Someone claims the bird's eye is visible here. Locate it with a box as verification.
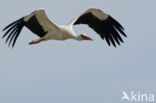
[80,34,84,37]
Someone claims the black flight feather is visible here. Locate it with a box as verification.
[74,12,127,47]
[2,15,47,47]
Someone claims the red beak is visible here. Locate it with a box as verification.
[83,36,93,41]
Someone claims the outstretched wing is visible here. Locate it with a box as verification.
[70,8,127,47]
[2,8,59,47]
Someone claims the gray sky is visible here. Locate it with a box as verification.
[0,0,156,103]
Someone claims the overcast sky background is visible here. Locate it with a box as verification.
[0,0,156,103]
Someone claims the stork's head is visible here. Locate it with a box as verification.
[77,34,93,41]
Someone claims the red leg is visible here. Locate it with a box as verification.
[29,39,45,45]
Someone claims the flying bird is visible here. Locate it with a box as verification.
[2,8,127,47]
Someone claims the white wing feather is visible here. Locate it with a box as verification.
[24,8,59,32]
[68,8,109,26]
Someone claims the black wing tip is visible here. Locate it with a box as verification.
[103,15,127,47]
[109,15,127,37]
[108,15,124,29]
[104,40,117,48]
[2,17,25,48]
[124,33,127,37]
[101,33,125,47]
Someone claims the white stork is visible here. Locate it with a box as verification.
[2,8,127,47]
